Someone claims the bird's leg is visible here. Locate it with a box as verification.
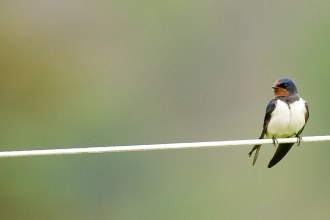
[295,134,303,146]
[272,136,278,147]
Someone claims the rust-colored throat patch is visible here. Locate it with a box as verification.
[272,81,289,97]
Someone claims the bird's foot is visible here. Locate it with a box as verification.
[295,134,303,146]
[272,136,278,147]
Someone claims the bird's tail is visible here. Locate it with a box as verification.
[248,145,261,166]
[268,143,294,168]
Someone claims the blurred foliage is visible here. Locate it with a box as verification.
[1,0,330,219]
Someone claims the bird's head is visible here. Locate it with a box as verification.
[272,78,297,97]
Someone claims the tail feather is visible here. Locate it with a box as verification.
[248,145,261,166]
[268,143,294,168]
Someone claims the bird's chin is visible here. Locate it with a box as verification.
[273,88,289,97]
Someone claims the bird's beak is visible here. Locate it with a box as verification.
[272,82,281,89]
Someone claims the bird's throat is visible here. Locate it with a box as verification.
[273,88,289,97]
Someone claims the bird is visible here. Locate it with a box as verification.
[248,78,309,168]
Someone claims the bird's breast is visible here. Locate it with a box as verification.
[266,98,306,138]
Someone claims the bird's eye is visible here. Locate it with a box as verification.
[279,83,288,88]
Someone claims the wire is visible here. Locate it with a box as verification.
[0,135,328,158]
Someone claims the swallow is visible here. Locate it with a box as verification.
[248,78,309,168]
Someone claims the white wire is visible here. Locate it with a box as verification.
[0,135,329,158]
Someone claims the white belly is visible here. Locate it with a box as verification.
[265,98,306,138]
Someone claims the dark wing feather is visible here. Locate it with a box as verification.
[268,100,309,168]
[248,99,277,165]
[268,143,294,168]
[259,99,278,138]
[297,101,309,135]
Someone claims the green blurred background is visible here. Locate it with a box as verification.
[1,0,330,219]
